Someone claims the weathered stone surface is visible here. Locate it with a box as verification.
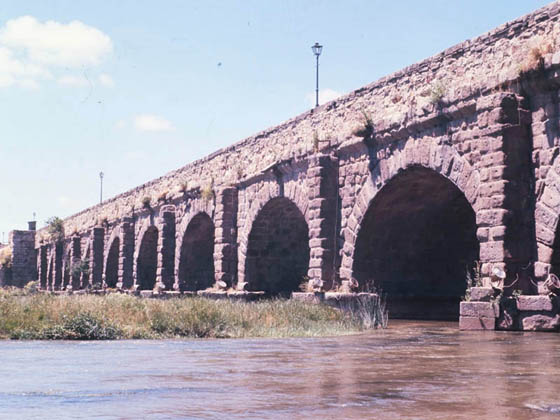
[516,295,555,312]
[520,313,560,331]
[460,302,499,318]
[292,292,324,304]
[470,287,494,302]
[459,316,496,330]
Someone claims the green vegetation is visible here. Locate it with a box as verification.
[0,289,378,340]
[0,247,12,269]
[201,179,215,202]
[428,81,446,105]
[352,110,374,140]
[46,216,65,243]
[71,259,90,279]
[141,196,152,209]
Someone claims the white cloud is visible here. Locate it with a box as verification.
[0,16,112,67]
[58,74,90,87]
[0,16,112,89]
[98,73,114,87]
[134,114,174,132]
[306,88,342,106]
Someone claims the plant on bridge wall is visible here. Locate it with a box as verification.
[179,181,189,193]
[141,196,152,209]
[428,81,446,105]
[312,131,320,153]
[352,110,374,141]
[46,217,65,243]
[157,190,169,203]
[201,178,215,202]
[236,166,244,181]
[518,36,555,75]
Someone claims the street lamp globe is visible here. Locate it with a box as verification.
[311,42,323,57]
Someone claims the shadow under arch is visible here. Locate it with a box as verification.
[105,237,120,288]
[352,166,479,320]
[137,226,158,290]
[245,197,310,296]
[178,212,215,291]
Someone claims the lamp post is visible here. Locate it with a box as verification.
[99,171,104,204]
[311,42,323,108]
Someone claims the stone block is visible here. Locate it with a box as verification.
[520,313,560,331]
[459,316,496,330]
[460,301,499,318]
[470,287,494,301]
[291,292,324,304]
[516,295,554,311]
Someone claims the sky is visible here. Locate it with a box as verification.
[0,0,553,239]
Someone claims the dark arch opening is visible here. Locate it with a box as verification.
[178,213,215,291]
[137,226,158,290]
[549,222,560,279]
[81,247,90,289]
[62,248,71,290]
[245,197,310,297]
[352,166,479,320]
[105,238,120,288]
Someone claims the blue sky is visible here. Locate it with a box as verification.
[0,0,552,239]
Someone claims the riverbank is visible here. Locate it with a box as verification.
[0,288,382,340]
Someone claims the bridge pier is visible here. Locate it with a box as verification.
[213,187,238,289]
[91,227,104,288]
[120,218,135,289]
[306,154,338,291]
[156,206,176,291]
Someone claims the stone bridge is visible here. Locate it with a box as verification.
[8,3,560,320]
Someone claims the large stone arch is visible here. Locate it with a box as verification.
[103,228,122,288]
[177,212,215,291]
[535,156,560,282]
[237,173,309,287]
[242,196,310,296]
[341,142,481,319]
[135,221,159,290]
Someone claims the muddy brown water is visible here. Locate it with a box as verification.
[1,321,559,419]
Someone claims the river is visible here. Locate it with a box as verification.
[1,321,559,419]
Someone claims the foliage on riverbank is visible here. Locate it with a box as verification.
[0,288,376,340]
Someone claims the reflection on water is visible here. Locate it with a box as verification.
[1,321,560,419]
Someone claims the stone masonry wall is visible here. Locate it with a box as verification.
[32,2,560,239]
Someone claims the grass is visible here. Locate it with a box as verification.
[0,289,377,340]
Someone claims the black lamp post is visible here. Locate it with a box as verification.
[311,42,323,108]
[99,171,104,204]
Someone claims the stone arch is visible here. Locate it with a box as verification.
[237,173,309,285]
[243,196,310,296]
[103,228,122,288]
[105,237,120,288]
[177,212,215,291]
[81,241,91,289]
[136,225,159,290]
[342,142,481,319]
[535,157,560,281]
